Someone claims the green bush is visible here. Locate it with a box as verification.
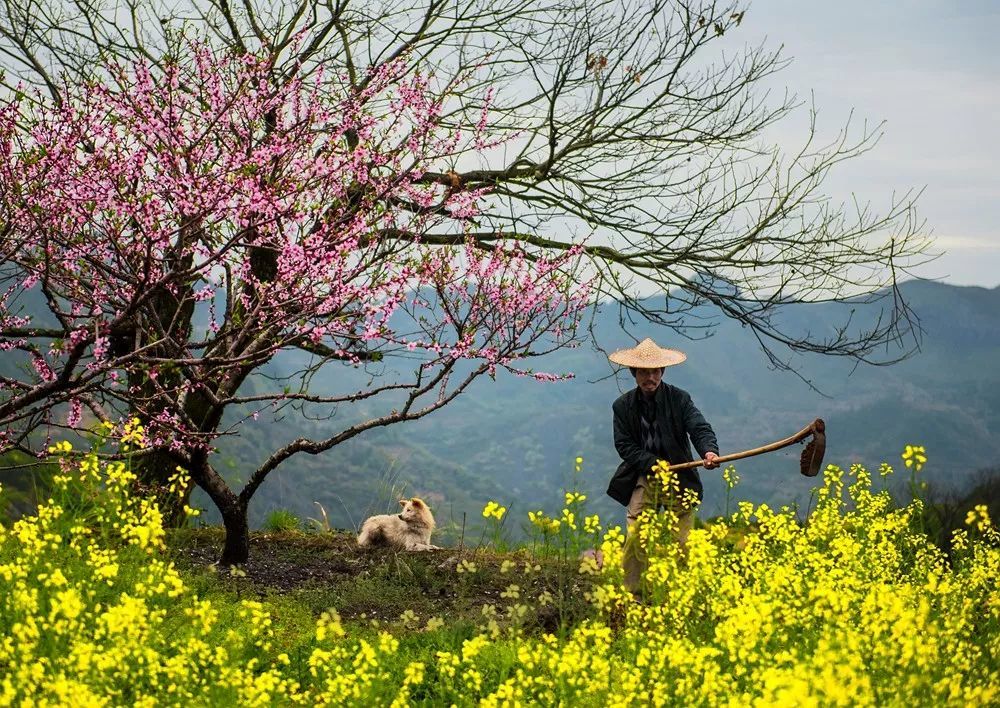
[263,508,301,533]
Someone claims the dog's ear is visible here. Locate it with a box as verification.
[411,498,424,508]
[399,499,407,506]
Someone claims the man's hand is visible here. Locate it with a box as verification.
[703,452,720,469]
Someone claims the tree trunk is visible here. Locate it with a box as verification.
[219,499,250,567]
[188,451,249,566]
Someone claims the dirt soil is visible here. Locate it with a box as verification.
[169,528,594,629]
[172,529,404,592]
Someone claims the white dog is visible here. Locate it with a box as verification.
[357,497,440,551]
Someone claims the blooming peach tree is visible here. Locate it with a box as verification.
[0,44,589,563]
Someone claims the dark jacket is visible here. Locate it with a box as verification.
[607,382,719,506]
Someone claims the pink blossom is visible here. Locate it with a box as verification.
[67,398,83,428]
[0,40,593,455]
[32,355,56,382]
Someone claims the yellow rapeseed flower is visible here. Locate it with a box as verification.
[965,504,992,533]
[482,500,507,521]
[902,444,927,471]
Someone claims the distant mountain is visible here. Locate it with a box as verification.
[201,280,1000,533]
[4,278,997,534]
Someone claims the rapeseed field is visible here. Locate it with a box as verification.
[1,433,997,706]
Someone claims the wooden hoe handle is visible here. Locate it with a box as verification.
[667,418,827,477]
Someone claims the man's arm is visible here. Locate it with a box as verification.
[682,393,719,461]
[613,401,659,475]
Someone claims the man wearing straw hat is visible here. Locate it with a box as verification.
[606,337,719,595]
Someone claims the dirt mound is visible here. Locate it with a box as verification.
[168,528,593,628]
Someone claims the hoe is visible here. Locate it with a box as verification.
[669,418,827,477]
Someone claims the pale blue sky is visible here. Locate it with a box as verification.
[732,0,1000,287]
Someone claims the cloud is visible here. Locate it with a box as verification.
[727,2,1000,287]
[932,235,1000,250]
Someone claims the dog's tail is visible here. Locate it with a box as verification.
[357,521,382,547]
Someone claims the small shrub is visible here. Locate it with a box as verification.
[263,508,301,533]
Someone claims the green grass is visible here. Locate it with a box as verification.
[262,508,302,533]
[167,526,597,640]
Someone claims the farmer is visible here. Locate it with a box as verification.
[606,337,719,595]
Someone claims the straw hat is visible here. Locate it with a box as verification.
[607,337,687,369]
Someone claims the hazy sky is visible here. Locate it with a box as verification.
[732,0,1000,287]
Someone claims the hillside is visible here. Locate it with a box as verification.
[195,280,1000,531]
[3,279,997,530]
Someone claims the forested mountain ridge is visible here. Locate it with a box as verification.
[3,280,997,531]
[201,279,1000,531]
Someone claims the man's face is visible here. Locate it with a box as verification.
[634,367,663,395]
